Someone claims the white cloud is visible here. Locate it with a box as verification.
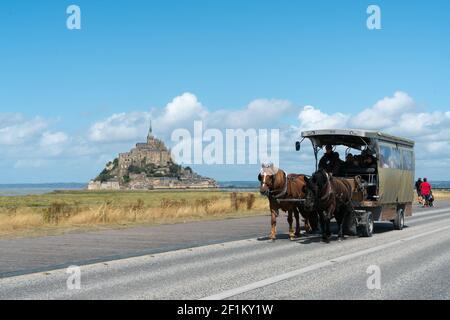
[88,93,293,144]
[84,91,450,180]
[298,105,350,131]
[296,91,450,167]
[2,91,450,182]
[39,131,69,156]
[350,91,416,129]
[209,98,293,129]
[88,112,151,142]
[158,92,207,127]
[40,131,68,146]
[0,116,48,145]
[87,93,207,143]
[0,115,78,175]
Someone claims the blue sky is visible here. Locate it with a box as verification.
[1,0,450,183]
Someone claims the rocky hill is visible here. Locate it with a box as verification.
[88,122,217,190]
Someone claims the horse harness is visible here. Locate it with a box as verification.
[320,171,352,206]
[320,171,333,202]
[262,171,289,200]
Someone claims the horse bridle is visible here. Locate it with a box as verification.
[261,171,288,200]
[320,171,333,202]
[309,170,332,211]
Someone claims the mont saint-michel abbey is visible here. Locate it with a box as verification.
[118,121,171,176]
[88,120,217,190]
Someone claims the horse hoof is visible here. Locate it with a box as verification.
[322,237,330,243]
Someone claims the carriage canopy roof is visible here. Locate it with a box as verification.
[301,129,415,149]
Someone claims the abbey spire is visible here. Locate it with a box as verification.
[147,118,153,139]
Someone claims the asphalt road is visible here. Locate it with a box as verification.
[0,202,449,300]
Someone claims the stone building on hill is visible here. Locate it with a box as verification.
[117,121,172,176]
[87,120,217,190]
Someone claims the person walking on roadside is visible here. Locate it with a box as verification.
[415,178,423,205]
[420,178,432,207]
[428,191,435,207]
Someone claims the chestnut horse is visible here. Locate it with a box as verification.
[304,169,360,242]
[258,164,318,241]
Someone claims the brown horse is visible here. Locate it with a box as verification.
[304,169,360,242]
[258,164,318,241]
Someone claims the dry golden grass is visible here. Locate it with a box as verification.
[414,191,450,206]
[429,190,450,200]
[4,189,447,239]
[415,191,450,202]
[0,192,269,238]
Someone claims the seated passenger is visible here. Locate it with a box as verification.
[319,145,341,176]
[345,153,354,163]
[352,154,361,167]
[343,153,359,170]
[354,154,363,167]
[362,154,377,170]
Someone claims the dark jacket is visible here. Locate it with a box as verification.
[415,180,422,192]
[319,152,341,175]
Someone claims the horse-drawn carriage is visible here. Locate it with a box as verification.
[296,129,415,238]
[259,129,415,242]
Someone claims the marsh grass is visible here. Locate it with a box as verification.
[2,189,449,238]
[422,190,450,201]
[437,190,450,199]
[0,191,268,237]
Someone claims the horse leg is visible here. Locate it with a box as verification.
[318,211,329,243]
[304,218,312,234]
[294,208,301,237]
[310,211,319,233]
[325,217,331,243]
[287,209,295,241]
[270,207,278,241]
[338,224,344,241]
[337,208,346,241]
[324,207,334,243]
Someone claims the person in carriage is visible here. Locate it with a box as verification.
[318,145,341,176]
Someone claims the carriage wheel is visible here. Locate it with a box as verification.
[393,208,405,230]
[358,211,374,237]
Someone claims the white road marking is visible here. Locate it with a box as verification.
[2,207,448,283]
[200,223,450,300]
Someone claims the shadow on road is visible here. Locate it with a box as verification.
[256,221,404,244]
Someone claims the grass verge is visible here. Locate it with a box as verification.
[0,190,269,238]
[2,189,448,239]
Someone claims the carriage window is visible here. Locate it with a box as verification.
[401,149,414,171]
[379,145,392,168]
[379,144,401,169]
[391,148,402,169]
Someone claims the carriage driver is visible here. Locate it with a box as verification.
[319,145,341,176]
